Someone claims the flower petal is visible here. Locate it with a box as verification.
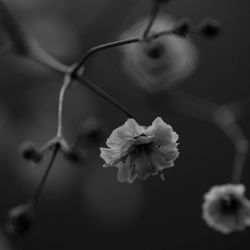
[149,144,179,170]
[145,117,179,146]
[100,147,121,165]
[133,151,156,179]
[106,119,141,149]
[116,156,137,183]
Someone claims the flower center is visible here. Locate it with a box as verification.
[144,44,165,59]
[220,195,241,214]
[134,134,146,139]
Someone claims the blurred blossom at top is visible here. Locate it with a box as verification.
[2,0,80,60]
[23,15,81,60]
[6,0,51,13]
[119,15,199,92]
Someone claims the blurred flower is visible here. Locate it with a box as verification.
[100,117,179,183]
[62,145,87,165]
[7,0,49,13]
[6,203,34,235]
[77,117,104,146]
[0,0,27,55]
[198,18,221,39]
[0,231,11,250]
[19,141,44,163]
[202,184,250,234]
[119,15,198,91]
[24,15,81,59]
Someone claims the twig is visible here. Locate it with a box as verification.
[32,144,60,208]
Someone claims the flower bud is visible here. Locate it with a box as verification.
[63,146,87,165]
[19,141,43,163]
[173,18,192,37]
[198,18,221,38]
[6,203,34,235]
[202,184,250,233]
[78,118,103,145]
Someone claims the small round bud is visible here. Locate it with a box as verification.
[6,203,34,235]
[63,146,87,165]
[19,141,43,163]
[173,18,192,37]
[199,18,221,38]
[144,43,165,60]
[78,118,103,145]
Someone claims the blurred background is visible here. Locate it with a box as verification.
[0,0,250,249]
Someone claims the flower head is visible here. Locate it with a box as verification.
[202,184,250,234]
[119,15,198,92]
[100,117,179,183]
[6,203,34,235]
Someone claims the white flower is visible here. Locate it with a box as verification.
[119,15,199,91]
[202,184,250,234]
[100,117,179,183]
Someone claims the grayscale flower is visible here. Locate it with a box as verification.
[202,184,250,234]
[119,15,198,91]
[100,117,179,183]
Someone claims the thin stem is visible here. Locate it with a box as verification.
[32,145,59,207]
[143,2,160,38]
[72,31,174,75]
[148,29,174,39]
[76,75,135,119]
[232,138,248,184]
[226,98,250,122]
[73,38,140,74]
[213,107,248,184]
[27,29,173,77]
[57,72,73,138]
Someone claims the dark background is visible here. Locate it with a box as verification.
[0,0,250,249]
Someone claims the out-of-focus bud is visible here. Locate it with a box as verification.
[119,15,199,92]
[6,203,34,235]
[173,17,192,37]
[78,118,104,145]
[19,141,43,163]
[63,146,87,165]
[198,18,221,39]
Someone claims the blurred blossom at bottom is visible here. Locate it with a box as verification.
[0,231,11,250]
[81,166,145,229]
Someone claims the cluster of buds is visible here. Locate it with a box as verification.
[173,17,221,38]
